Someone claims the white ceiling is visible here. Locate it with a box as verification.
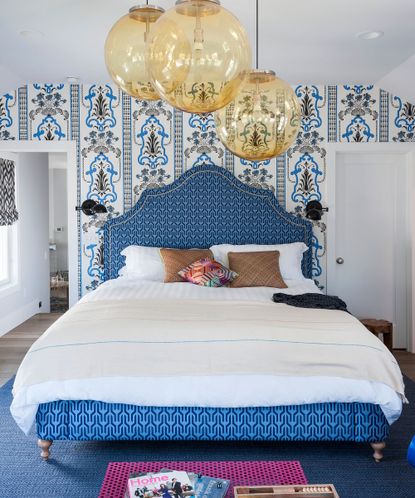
[1,0,415,97]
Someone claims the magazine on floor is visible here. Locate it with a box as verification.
[125,469,230,498]
[126,470,194,498]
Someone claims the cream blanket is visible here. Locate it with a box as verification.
[13,299,405,397]
[11,299,405,432]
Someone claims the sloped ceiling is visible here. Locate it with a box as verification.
[0,0,415,98]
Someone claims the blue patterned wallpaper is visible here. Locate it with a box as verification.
[0,83,414,296]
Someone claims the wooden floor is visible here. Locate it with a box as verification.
[394,350,415,382]
[0,313,415,387]
[0,313,62,387]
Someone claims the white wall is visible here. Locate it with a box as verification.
[0,152,50,336]
[377,54,415,104]
[48,153,68,273]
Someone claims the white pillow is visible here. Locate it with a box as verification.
[209,242,308,281]
[119,246,164,281]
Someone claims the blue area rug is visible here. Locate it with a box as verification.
[1,377,415,498]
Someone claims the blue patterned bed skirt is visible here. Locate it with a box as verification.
[36,401,389,442]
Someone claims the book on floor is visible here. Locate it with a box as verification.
[187,472,230,498]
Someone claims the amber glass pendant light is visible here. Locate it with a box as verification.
[214,1,301,161]
[146,0,252,113]
[105,4,165,100]
[214,70,301,161]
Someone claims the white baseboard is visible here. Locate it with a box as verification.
[0,300,39,337]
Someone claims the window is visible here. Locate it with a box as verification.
[0,226,9,285]
[0,225,17,289]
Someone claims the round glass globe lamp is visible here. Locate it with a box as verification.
[214,70,301,161]
[105,5,165,100]
[147,0,252,113]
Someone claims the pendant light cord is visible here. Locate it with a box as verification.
[255,0,259,69]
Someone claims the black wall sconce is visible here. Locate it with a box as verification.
[305,200,328,221]
[75,199,107,216]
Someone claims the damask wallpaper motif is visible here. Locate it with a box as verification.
[0,83,414,296]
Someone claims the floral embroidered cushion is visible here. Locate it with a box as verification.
[178,257,237,287]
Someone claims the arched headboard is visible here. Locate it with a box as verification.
[103,165,313,281]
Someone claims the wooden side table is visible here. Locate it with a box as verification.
[360,318,393,351]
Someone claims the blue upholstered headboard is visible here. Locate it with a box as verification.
[103,165,313,281]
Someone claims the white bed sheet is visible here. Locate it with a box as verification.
[80,276,322,303]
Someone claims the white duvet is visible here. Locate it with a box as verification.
[11,277,404,434]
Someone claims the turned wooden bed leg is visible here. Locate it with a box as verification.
[37,439,53,461]
[370,442,385,462]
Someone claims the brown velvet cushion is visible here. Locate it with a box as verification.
[160,248,214,283]
[228,250,287,288]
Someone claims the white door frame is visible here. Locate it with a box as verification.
[326,142,415,352]
[0,141,78,308]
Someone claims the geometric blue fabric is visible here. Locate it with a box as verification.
[103,165,314,280]
[36,401,389,442]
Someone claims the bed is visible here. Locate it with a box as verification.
[10,164,405,463]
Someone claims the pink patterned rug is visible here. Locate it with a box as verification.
[99,460,307,498]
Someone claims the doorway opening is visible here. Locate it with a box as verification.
[48,153,69,313]
[0,141,77,338]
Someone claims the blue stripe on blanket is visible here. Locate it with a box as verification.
[28,337,392,357]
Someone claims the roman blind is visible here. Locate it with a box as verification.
[0,158,19,226]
